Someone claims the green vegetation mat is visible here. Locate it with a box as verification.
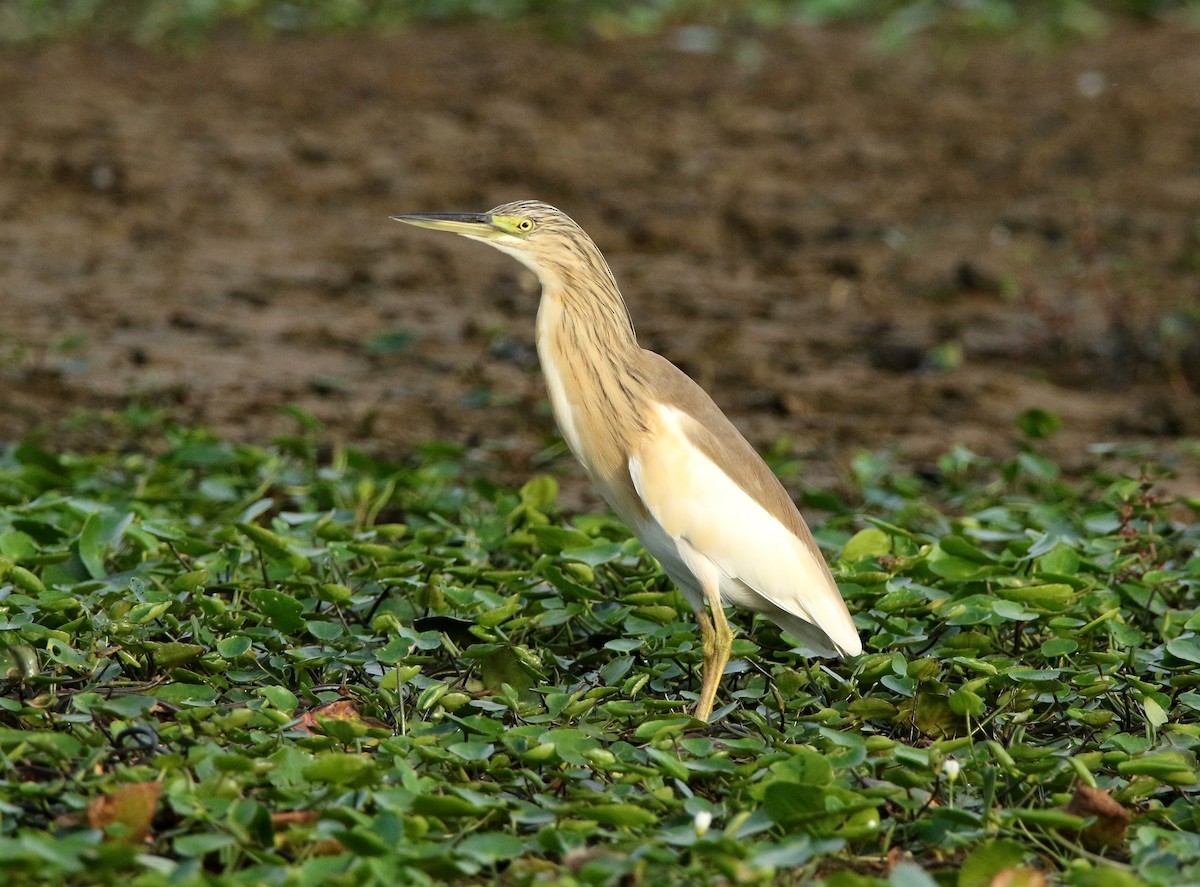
[1,415,1198,886]
[2,0,1197,45]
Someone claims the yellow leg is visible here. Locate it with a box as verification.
[693,585,733,721]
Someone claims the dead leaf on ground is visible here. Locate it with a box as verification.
[293,698,389,734]
[991,866,1049,887]
[272,810,345,856]
[1062,784,1130,849]
[87,781,162,843]
[271,810,321,827]
[564,846,630,872]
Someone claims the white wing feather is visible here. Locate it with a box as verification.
[629,404,861,656]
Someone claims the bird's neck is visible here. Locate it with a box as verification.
[534,269,647,481]
[539,262,638,349]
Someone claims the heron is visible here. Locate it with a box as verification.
[392,200,861,721]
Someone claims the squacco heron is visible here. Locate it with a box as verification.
[392,200,861,721]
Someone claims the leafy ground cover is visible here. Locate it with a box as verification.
[0,411,1197,885]
[3,0,1198,45]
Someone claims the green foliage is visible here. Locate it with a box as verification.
[0,421,1198,885]
[1,0,1197,44]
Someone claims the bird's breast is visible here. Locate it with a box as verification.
[537,335,587,462]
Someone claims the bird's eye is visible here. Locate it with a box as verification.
[516,218,535,233]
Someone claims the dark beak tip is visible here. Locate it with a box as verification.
[389,211,492,225]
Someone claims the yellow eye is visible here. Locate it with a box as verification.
[516,218,535,233]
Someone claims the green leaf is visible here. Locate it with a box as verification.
[940,536,996,563]
[336,825,391,857]
[539,727,601,765]
[250,588,305,633]
[1005,667,1062,683]
[542,564,604,601]
[1017,407,1063,439]
[77,511,107,579]
[1001,807,1087,830]
[75,693,159,718]
[583,803,658,828]
[849,697,900,719]
[1142,695,1168,729]
[528,525,593,553]
[458,833,525,865]
[992,600,1038,622]
[0,729,82,757]
[841,528,892,562]
[476,598,522,627]
[174,833,237,857]
[949,688,986,718]
[762,781,825,824]
[633,718,694,740]
[1038,544,1079,575]
[927,543,993,580]
[996,584,1076,609]
[772,749,834,786]
[519,475,558,511]
[892,863,939,887]
[562,542,624,566]
[149,642,205,669]
[1041,638,1078,657]
[152,683,219,706]
[0,530,38,561]
[412,794,485,817]
[306,620,343,641]
[216,635,253,658]
[237,522,311,570]
[644,747,689,781]
[959,839,1029,887]
[257,685,298,711]
[374,636,412,665]
[1166,635,1200,664]
[1118,753,1197,785]
[448,741,495,762]
[751,836,824,870]
[302,752,377,786]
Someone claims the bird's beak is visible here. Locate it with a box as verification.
[389,212,501,240]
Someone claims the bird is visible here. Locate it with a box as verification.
[392,200,861,721]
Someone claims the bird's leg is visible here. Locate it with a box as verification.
[696,607,716,666]
[693,584,734,721]
[694,608,716,716]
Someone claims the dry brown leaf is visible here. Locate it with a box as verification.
[275,834,347,857]
[87,781,162,844]
[1063,784,1130,849]
[293,699,389,734]
[271,810,321,827]
[991,866,1049,887]
[272,811,345,856]
[312,699,362,721]
[564,846,628,872]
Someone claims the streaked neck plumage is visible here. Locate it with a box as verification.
[524,240,647,494]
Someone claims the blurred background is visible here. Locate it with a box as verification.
[2,0,1198,499]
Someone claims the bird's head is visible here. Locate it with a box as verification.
[391,200,599,283]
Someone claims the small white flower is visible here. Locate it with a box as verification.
[693,810,713,836]
[942,758,960,783]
